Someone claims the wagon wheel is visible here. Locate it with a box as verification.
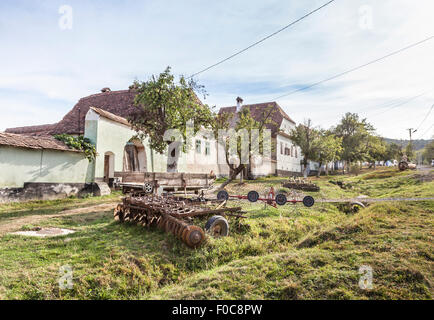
[247,190,260,202]
[144,183,154,194]
[302,195,315,207]
[205,215,229,237]
[350,201,365,213]
[275,193,287,206]
[217,190,229,201]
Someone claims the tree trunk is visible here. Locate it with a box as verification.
[303,165,309,178]
[219,164,245,189]
[317,162,323,177]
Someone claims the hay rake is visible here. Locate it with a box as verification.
[114,194,244,248]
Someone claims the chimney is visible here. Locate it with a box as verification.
[236,97,243,112]
[101,87,111,93]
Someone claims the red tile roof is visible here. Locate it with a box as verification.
[51,90,139,135]
[5,123,57,136]
[5,89,139,136]
[0,132,82,152]
[218,101,295,136]
[5,89,203,136]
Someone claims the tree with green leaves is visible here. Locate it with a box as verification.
[365,135,387,169]
[405,142,415,161]
[214,105,276,188]
[333,112,375,173]
[422,139,434,164]
[128,67,214,172]
[288,119,321,178]
[314,130,342,176]
[384,142,402,162]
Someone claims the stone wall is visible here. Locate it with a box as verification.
[0,182,107,203]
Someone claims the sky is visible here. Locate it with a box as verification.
[0,0,433,140]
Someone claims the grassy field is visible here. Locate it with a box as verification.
[0,167,432,300]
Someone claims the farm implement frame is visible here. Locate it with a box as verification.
[216,188,315,208]
[114,193,245,248]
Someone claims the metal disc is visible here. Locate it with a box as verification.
[185,226,205,248]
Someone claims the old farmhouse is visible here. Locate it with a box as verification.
[0,88,310,202]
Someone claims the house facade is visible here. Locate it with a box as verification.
[1,88,305,201]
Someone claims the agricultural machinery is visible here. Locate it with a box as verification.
[113,193,245,248]
[216,187,315,208]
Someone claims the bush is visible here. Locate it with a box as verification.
[54,134,97,161]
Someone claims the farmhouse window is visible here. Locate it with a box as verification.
[205,141,211,156]
[195,140,201,154]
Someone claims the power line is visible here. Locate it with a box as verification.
[188,0,336,78]
[369,90,430,118]
[274,35,434,100]
[418,123,434,139]
[415,103,434,132]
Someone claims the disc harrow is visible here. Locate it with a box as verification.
[114,194,244,248]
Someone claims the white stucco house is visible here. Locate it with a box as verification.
[1,88,306,201]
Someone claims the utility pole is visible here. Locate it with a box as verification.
[406,128,417,161]
[407,128,417,142]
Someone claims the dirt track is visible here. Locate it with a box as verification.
[0,202,117,236]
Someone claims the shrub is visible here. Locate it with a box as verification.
[54,134,97,161]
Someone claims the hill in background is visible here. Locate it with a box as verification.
[383,138,432,151]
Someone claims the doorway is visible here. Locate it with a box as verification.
[104,152,115,183]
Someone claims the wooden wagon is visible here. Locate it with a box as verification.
[114,171,216,195]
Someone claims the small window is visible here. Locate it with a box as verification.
[205,141,210,156]
[280,142,283,155]
[295,148,298,158]
[291,146,294,157]
[195,140,201,154]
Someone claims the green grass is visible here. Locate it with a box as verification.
[0,168,432,300]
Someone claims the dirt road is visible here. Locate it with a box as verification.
[0,202,117,236]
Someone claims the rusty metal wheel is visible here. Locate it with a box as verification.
[123,207,131,221]
[113,204,124,222]
[184,226,205,248]
[205,215,229,237]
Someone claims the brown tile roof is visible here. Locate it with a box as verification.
[218,101,296,135]
[5,89,204,136]
[5,123,57,136]
[51,90,139,135]
[89,107,131,126]
[0,132,82,152]
[5,89,139,136]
